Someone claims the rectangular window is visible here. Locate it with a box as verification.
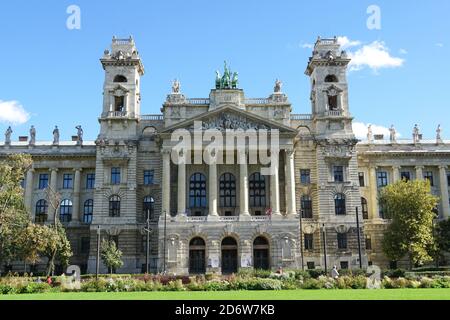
[401,171,411,181]
[304,234,313,250]
[300,169,311,184]
[365,237,372,250]
[337,233,347,249]
[447,173,450,187]
[306,262,315,270]
[377,171,388,188]
[144,170,154,185]
[358,172,365,187]
[333,166,344,182]
[80,237,90,254]
[62,174,73,189]
[38,174,49,189]
[111,167,121,185]
[424,171,434,186]
[109,235,119,248]
[340,261,349,269]
[86,173,95,189]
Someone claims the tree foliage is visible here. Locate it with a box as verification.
[380,179,438,268]
[0,154,33,266]
[0,154,72,274]
[100,239,123,274]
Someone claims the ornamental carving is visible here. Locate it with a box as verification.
[335,224,349,234]
[199,113,269,131]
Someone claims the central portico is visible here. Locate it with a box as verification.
[156,68,302,274]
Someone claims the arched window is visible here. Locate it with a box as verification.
[109,195,121,217]
[35,199,48,223]
[334,193,346,215]
[325,74,338,82]
[113,75,127,83]
[143,196,155,220]
[361,197,369,219]
[301,195,313,218]
[83,199,94,224]
[221,237,238,274]
[249,173,266,207]
[189,173,207,209]
[59,199,73,222]
[219,173,236,208]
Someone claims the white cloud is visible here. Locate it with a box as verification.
[0,100,30,124]
[352,122,400,140]
[347,41,404,72]
[337,36,361,50]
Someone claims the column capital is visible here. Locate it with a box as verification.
[438,165,448,171]
[368,165,378,170]
[392,165,401,169]
[49,168,59,172]
[415,165,425,170]
[285,148,295,157]
[73,168,83,173]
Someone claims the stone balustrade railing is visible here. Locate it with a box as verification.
[186,98,210,105]
[108,111,127,118]
[141,114,164,121]
[291,114,312,120]
[244,98,270,105]
[324,110,342,116]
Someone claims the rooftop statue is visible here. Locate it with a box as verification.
[436,124,442,143]
[389,125,397,143]
[367,124,373,143]
[76,125,83,145]
[274,79,282,93]
[413,124,420,144]
[29,125,36,145]
[172,79,181,94]
[215,61,238,90]
[5,126,12,144]
[53,126,60,145]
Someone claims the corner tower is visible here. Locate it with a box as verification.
[306,37,353,138]
[99,36,144,139]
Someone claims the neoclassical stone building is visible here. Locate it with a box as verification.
[1,37,448,274]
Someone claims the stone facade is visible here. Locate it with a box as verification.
[1,36,449,274]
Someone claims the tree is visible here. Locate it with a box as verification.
[0,154,33,267]
[435,219,450,265]
[100,239,123,275]
[0,154,72,275]
[380,179,438,269]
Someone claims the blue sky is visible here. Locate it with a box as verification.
[0,0,448,141]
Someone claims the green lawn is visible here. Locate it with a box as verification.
[1,289,450,300]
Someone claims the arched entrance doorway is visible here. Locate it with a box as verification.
[221,237,238,274]
[253,236,270,270]
[189,237,206,274]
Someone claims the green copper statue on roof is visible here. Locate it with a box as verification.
[215,61,238,89]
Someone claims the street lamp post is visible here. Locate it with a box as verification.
[162,210,167,274]
[299,210,305,271]
[96,225,101,280]
[355,206,363,269]
[145,209,151,274]
[322,223,327,273]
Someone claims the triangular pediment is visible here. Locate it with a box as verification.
[161,105,297,135]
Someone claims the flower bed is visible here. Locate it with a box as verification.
[1,270,450,294]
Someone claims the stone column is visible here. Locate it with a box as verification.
[49,168,58,221]
[177,159,186,216]
[392,165,401,183]
[162,151,171,216]
[368,166,379,219]
[270,152,281,215]
[415,165,424,181]
[439,165,450,219]
[285,149,297,216]
[24,169,34,214]
[209,159,218,217]
[239,151,250,216]
[72,168,82,222]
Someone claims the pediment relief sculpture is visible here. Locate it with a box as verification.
[199,113,270,131]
